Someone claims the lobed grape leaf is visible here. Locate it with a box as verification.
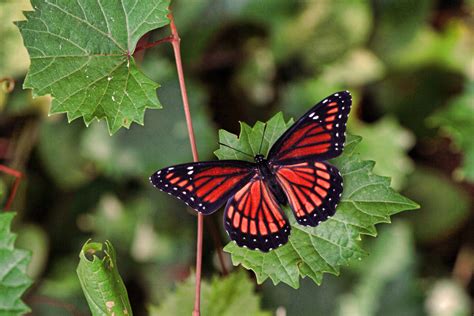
[16,0,170,134]
[219,113,419,288]
[0,212,32,316]
[149,271,270,316]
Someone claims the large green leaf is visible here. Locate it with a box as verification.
[17,0,170,134]
[220,113,419,288]
[0,212,32,316]
[76,240,132,316]
[149,271,270,316]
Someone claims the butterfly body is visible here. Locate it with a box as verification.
[150,91,352,252]
[254,154,288,205]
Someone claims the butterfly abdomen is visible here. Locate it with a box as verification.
[256,158,287,205]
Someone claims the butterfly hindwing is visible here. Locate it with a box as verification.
[224,176,291,252]
[274,161,343,226]
[268,91,351,164]
[150,161,256,215]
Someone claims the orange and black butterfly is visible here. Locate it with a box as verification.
[150,91,351,252]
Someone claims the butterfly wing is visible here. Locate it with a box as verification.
[273,161,342,226]
[224,176,291,252]
[150,161,256,215]
[268,91,352,164]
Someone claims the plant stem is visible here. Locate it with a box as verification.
[0,164,22,211]
[167,12,203,316]
[134,35,173,53]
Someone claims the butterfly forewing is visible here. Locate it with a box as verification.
[273,161,343,226]
[268,91,351,164]
[150,161,256,215]
[224,176,290,252]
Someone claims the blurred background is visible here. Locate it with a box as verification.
[1,0,473,315]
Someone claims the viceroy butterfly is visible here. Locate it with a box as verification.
[150,91,351,252]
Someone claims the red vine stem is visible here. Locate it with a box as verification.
[167,12,203,316]
[0,165,23,211]
[134,35,173,53]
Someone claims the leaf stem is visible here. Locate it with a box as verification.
[167,12,203,316]
[134,35,173,53]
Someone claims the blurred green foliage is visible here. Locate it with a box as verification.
[150,271,270,316]
[1,0,473,315]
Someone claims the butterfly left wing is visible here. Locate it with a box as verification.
[150,161,256,215]
[224,176,291,252]
[268,91,351,165]
[273,161,343,226]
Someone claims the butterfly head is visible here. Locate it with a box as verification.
[255,154,266,164]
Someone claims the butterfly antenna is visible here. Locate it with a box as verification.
[218,142,254,158]
[258,123,267,155]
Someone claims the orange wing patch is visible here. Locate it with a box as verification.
[274,161,343,226]
[224,177,290,252]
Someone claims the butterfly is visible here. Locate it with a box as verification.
[150,91,351,252]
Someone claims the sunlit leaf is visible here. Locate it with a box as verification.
[0,0,32,78]
[0,212,32,316]
[17,0,170,134]
[221,113,419,288]
[425,279,471,316]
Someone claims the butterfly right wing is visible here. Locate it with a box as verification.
[150,161,256,215]
[224,176,291,252]
[273,161,343,226]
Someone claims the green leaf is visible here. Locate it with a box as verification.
[76,240,132,316]
[429,81,474,182]
[214,112,294,162]
[0,212,32,316]
[17,0,170,134]
[221,113,419,288]
[149,271,270,316]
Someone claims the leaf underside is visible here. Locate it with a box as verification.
[17,0,170,134]
[76,240,132,316]
[0,212,32,315]
[220,112,419,288]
